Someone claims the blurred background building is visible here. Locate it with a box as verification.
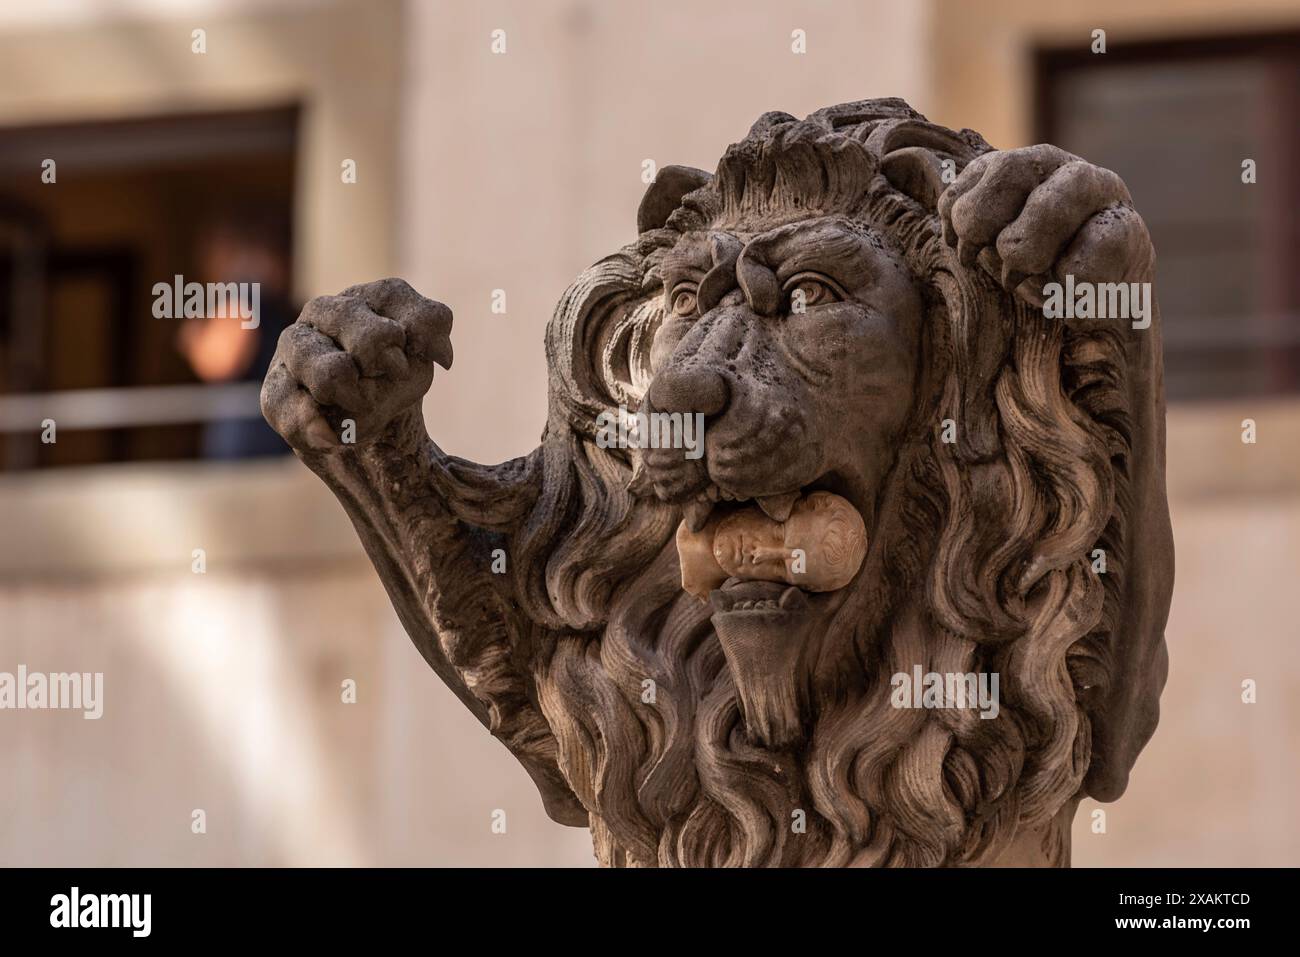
[0,0,1297,866]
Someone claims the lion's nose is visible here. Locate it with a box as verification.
[648,367,729,417]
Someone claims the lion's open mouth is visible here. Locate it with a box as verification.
[709,578,809,615]
[672,482,868,749]
[681,484,805,532]
[674,481,868,613]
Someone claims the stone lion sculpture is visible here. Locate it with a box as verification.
[261,98,1173,867]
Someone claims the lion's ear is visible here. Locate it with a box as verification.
[869,118,988,211]
[881,147,949,210]
[637,165,713,233]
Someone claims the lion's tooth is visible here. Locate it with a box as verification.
[779,586,808,611]
[626,460,655,497]
[684,499,714,532]
[757,491,800,522]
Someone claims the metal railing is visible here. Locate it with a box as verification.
[0,383,263,433]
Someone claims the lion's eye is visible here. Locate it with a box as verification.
[785,275,842,313]
[670,286,699,318]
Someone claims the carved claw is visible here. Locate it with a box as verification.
[261,278,452,452]
[937,145,1152,299]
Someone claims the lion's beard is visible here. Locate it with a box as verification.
[532,463,1094,868]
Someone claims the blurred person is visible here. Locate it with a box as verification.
[176,210,294,459]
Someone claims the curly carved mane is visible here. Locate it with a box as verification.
[436,99,1168,866]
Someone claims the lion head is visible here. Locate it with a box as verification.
[488,98,1172,867]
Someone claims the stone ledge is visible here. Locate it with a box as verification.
[0,456,365,580]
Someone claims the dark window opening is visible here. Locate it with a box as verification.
[1036,31,1300,402]
[0,105,299,469]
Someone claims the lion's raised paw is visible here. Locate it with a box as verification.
[937,144,1154,305]
[261,278,452,452]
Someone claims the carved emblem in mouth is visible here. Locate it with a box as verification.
[675,489,868,608]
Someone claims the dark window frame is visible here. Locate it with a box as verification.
[1034,30,1300,402]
